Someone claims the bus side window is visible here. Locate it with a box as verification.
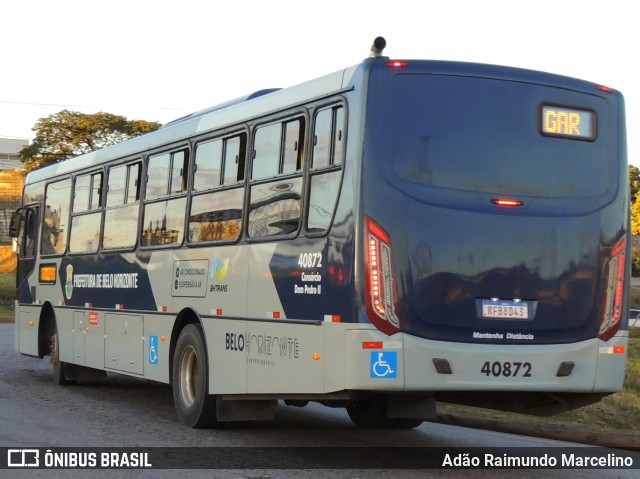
[41,178,72,255]
[189,133,247,244]
[252,123,280,181]
[223,134,247,184]
[170,149,189,195]
[24,208,38,257]
[249,118,305,239]
[141,147,189,248]
[141,198,187,247]
[193,139,223,192]
[282,119,304,174]
[146,148,189,199]
[307,105,345,235]
[69,171,103,254]
[104,161,141,250]
[146,152,171,200]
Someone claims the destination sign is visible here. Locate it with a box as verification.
[541,105,595,140]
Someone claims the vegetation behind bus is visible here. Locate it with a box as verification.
[18,110,161,171]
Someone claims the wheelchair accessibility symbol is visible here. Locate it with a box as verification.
[370,351,397,378]
[149,335,159,365]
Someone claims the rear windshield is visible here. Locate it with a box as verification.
[391,74,609,198]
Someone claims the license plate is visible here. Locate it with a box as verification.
[482,300,528,320]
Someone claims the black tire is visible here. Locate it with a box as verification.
[347,396,424,429]
[172,324,218,428]
[391,418,424,429]
[51,324,75,385]
[346,396,395,428]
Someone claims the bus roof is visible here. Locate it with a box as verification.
[25,52,617,186]
[25,64,360,184]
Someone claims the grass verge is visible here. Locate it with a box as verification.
[0,272,15,321]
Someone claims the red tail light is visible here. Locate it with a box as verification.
[364,216,401,335]
[385,60,409,69]
[599,236,627,341]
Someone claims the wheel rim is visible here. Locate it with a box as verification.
[51,332,60,365]
[179,346,199,407]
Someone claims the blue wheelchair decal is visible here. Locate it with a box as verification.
[370,351,397,378]
[149,335,159,365]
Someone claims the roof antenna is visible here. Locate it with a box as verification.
[369,36,387,58]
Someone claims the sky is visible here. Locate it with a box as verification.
[1,0,638,165]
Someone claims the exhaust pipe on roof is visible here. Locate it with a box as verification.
[369,36,387,58]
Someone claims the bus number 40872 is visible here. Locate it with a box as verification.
[480,361,532,378]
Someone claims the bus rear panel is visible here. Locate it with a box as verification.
[352,60,628,413]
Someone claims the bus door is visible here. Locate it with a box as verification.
[10,204,40,294]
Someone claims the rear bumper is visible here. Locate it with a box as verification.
[345,329,627,393]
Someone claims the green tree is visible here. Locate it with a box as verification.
[630,165,640,204]
[631,165,640,236]
[20,110,161,171]
[632,200,640,236]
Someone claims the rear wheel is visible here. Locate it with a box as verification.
[392,418,424,429]
[347,396,423,429]
[172,324,218,428]
[347,396,395,428]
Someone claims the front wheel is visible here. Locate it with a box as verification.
[51,324,75,385]
[172,324,218,428]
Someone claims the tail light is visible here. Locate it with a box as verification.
[364,216,401,335]
[599,236,627,341]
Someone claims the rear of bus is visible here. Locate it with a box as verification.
[356,58,629,414]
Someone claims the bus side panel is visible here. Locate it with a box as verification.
[205,318,248,394]
[345,329,405,391]
[16,308,37,356]
[56,309,74,365]
[244,321,324,394]
[141,312,174,384]
[247,243,282,319]
[594,335,628,391]
[205,319,325,394]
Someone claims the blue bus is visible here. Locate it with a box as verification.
[11,37,629,428]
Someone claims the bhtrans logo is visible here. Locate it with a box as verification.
[7,449,39,467]
[211,258,229,281]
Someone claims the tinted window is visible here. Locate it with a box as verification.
[69,213,101,253]
[282,119,304,174]
[147,149,189,199]
[312,109,332,169]
[252,123,281,180]
[249,178,303,238]
[73,172,102,212]
[104,205,139,249]
[104,161,141,250]
[141,198,187,247]
[306,105,345,235]
[307,170,342,233]
[193,139,222,191]
[146,152,170,199]
[249,117,306,239]
[189,188,243,243]
[170,150,188,195]
[107,165,127,206]
[391,75,608,197]
[42,178,72,255]
[223,134,246,185]
[73,175,91,212]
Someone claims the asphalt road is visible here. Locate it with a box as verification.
[0,322,637,479]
